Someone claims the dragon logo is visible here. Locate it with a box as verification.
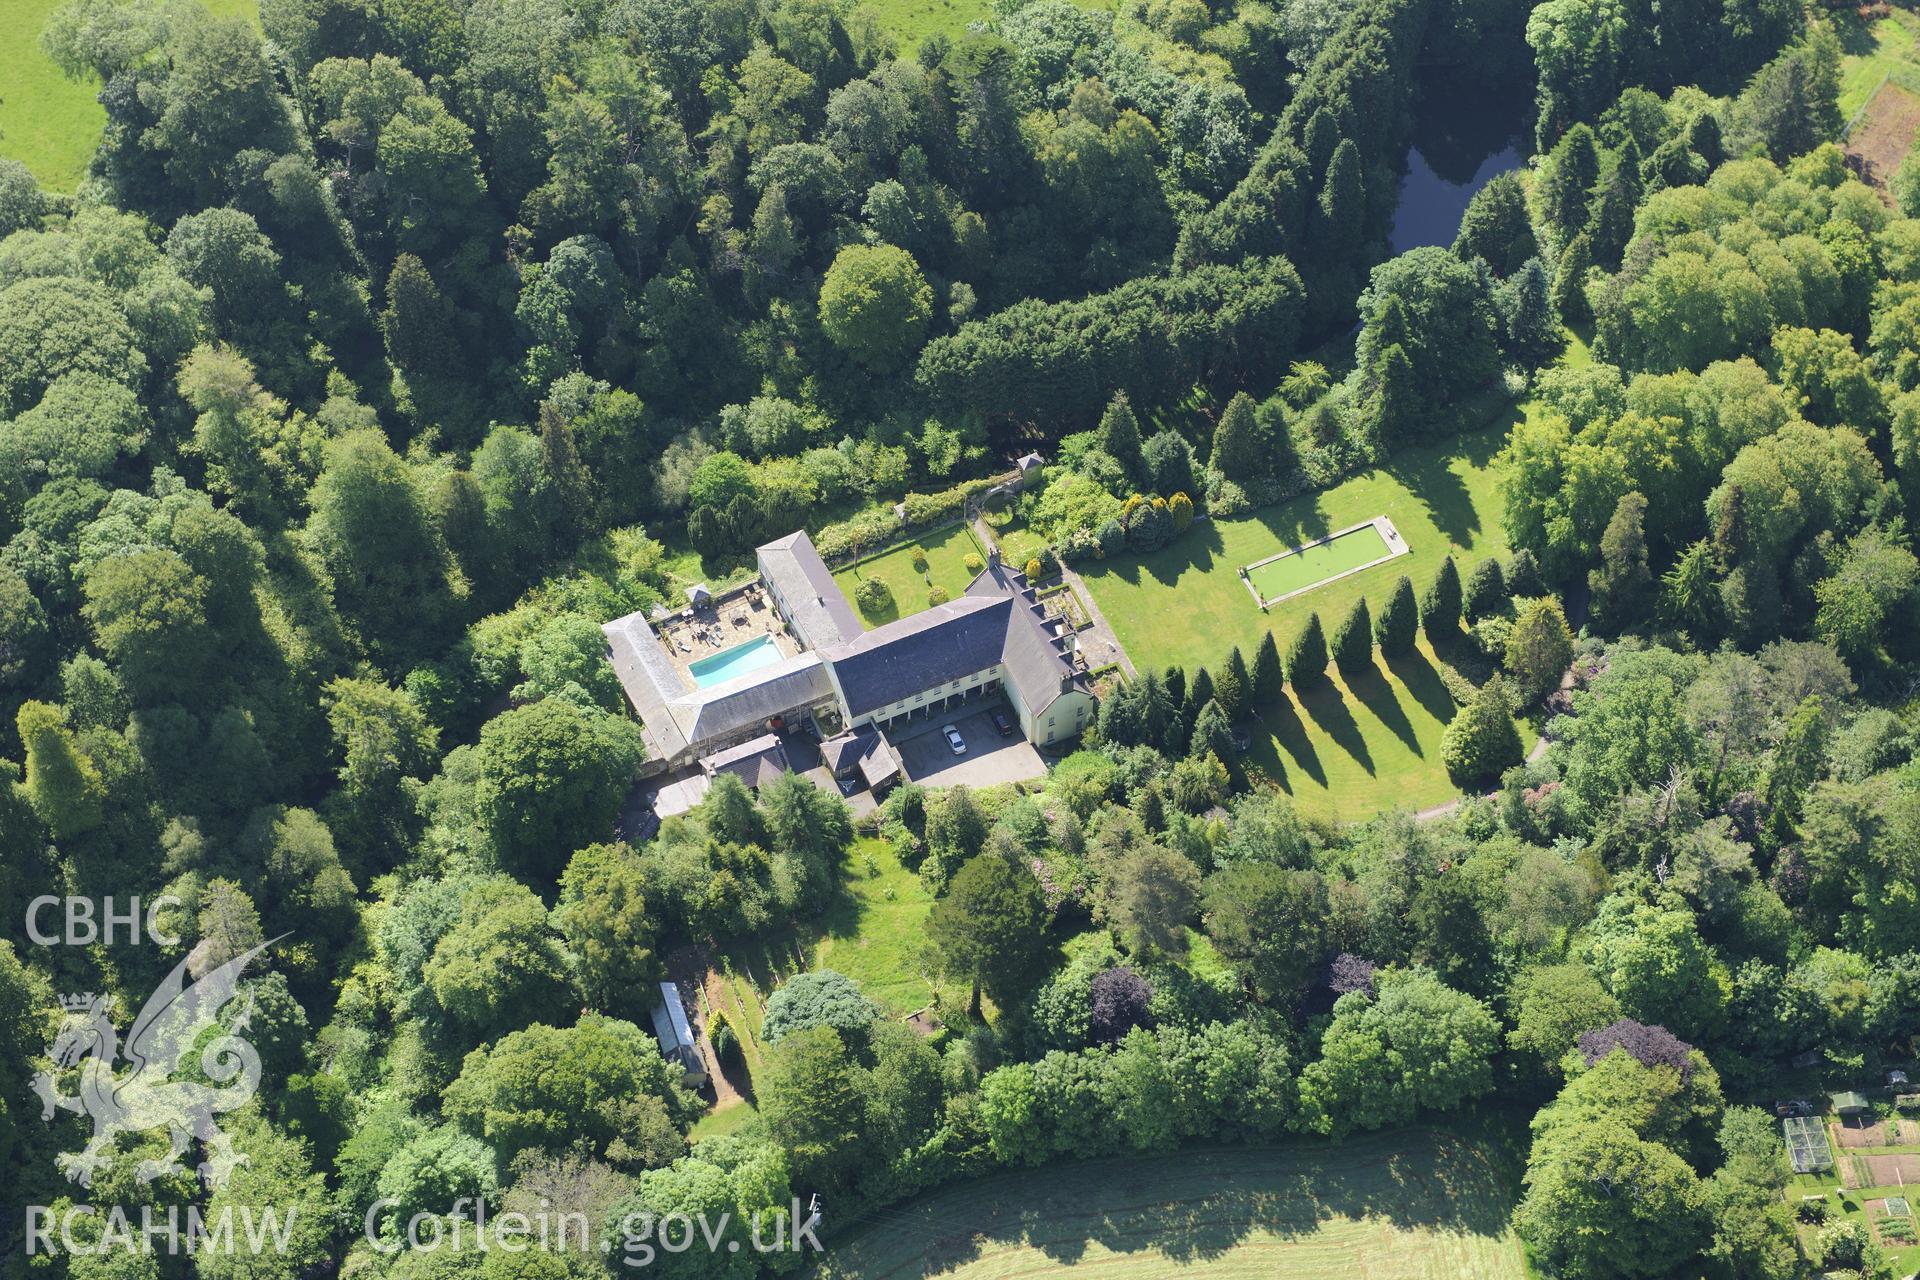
[30,941,278,1191]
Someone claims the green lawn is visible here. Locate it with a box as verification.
[863,0,1117,48]
[0,0,257,191]
[1836,7,1920,119]
[816,1126,1527,1279]
[2,0,107,192]
[687,1100,760,1143]
[809,838,962,1016]
[1078,421,1516,820]
[1246,521,1393,602]
[715,838,961,1070]
[987,518,1051,573]
[834,523,986,625]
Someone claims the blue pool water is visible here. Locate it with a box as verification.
[689,635,783,688]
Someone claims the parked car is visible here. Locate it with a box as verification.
[991,708,1015,737]
[943,725,967,755]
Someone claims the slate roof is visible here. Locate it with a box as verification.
[671,652,833,743]
[820,558,1087,722]
[758,530,862,649]
[820,727,877,774]
[821,727,900,788]
[701,732,791,789]
[823,595,1013,717]
[965,558,1087,717]
[603,610,693,760]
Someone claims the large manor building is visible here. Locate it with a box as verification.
[602,530,1095,774]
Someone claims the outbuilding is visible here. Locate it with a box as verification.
[649,982,708,1089]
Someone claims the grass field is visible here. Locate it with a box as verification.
[834,523,987,624]
[864,0,1117,48]
[808,838,963,1015]
[1078,423,1514,819]
[2,0,107,192]
[1246,521,1394,603]
[0,0,256,191]
[1836,7,1920,120]
[816,1126,1527,1280]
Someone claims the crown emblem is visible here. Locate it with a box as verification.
[59,993,102,1013]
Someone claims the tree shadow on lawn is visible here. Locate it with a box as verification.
[1082,494,1340,595]
[822,1127,1521,1276]
[1346,664,1423,757]
[1386,647,1459,729]
[1248,694,1325,790]
[1382,418,1511,548]
[1297,677,1376,776]
[1105,518,1230,590]
[1250,496,1334,560]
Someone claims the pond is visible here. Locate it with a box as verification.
[1388,76,1529,254]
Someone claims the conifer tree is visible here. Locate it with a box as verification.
[1332,598,1373,677]
[1586,143,1642,271]
[1251,632,1284,705]
[1182,667,1214,748]
[1441,677,1523,785]
[1463,557,1507,621]
[1497,258,1561,369]
[1098,392,1146,486]
[1209,392,1262,483]
[1551,231,1594,324]
[1422,556,1463,641]
[1590,491,1653,629]
[1216,646,1251,720]
[1538,124,1600,247]
[1315,139,1363,258]
[1375,575,1418,657]
[1286,613,1329,685]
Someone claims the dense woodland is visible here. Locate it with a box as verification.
[2,0,1919,1277]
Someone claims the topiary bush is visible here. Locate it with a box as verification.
[1024,556,1043,581]
[910,547,929,573]
[928,585,950,605]
[963,551,984,573]
[854,575,893,617]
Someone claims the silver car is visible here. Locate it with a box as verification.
[942,724,966,755]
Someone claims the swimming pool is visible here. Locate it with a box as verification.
[689,635,784,688]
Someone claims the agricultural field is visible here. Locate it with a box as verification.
[1078,422,1516,818]
[834,523,988,623]
[1847,81,1920,190]
[816,1127,1528,1280]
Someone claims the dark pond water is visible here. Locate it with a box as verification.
[1388,77,1528,254]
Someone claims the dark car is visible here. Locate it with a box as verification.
[991,709,1016,737]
